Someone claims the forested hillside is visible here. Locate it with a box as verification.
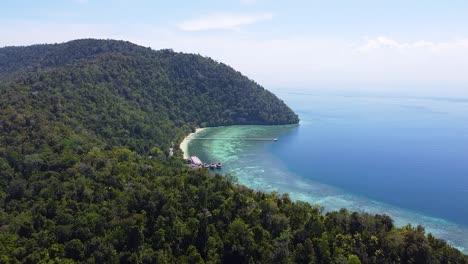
[0,39,466,263]
[0,39,298,153]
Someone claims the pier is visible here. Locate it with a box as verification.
[187,156,222,170]
[191,137,278,141]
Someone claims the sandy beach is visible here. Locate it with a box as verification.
[180,128,205,159]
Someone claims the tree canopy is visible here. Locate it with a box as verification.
[0,39,466,263]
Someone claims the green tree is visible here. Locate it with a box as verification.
[347,254,361,264]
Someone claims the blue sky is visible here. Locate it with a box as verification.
[2,0,468,96]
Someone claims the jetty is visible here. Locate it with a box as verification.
[188,156,222,170]
[191,137,278,141]
[190,156,203,166]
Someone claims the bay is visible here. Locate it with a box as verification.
[186,92,468,253]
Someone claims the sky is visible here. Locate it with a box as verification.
[1,0,468,96]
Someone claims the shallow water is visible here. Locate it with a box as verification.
[186,93,468,253]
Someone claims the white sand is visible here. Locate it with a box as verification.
[180,128,205,159]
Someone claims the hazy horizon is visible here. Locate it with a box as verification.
[2,0,468,96]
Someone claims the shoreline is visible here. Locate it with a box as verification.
[180,128,205,159]
[180,124,468,254]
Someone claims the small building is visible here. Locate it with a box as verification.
[190,156,203,165]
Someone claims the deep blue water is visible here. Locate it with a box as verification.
[274,93,468,226]
[187,92,468,252]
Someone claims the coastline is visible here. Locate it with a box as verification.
[186,124,468,254]
[180,128,205,159]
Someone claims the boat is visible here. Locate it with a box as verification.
[216,162,222,168]
[209,163,216,169]
[203,163,210,169]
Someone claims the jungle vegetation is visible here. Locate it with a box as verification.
[0,39,466,263]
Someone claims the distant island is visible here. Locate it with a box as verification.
[0,39,466,263]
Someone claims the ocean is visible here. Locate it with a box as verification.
[185,91,468,253]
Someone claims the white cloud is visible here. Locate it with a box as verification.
[177,13,273,31]
[73,0,89,4]
[240,0,257,4]
[357,36,468,54]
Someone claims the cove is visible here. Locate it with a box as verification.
[186,93,468,253]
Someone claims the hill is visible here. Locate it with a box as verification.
[0,39,466,263]
[0,39,299,154]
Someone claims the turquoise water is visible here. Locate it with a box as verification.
[186,93,468,253]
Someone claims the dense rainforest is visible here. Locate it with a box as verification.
[0,39,466,263]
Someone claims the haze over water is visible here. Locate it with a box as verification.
[186,91,468,253]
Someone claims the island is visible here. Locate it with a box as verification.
[0,39,466,263]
